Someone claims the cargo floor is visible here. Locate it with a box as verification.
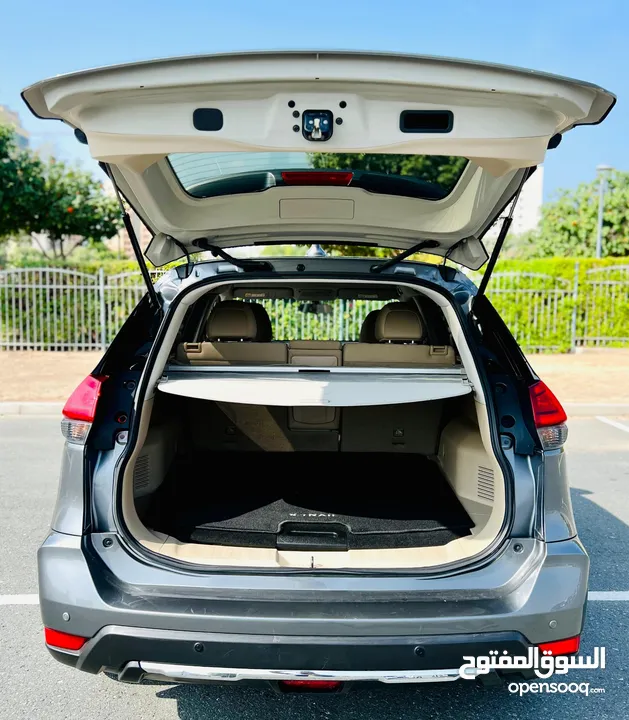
[145,453,474,550]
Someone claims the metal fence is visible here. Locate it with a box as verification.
[486,271,577,353]
[250,298,389,342]
[1,265,628,352]
[0,268,162,351]
[581,265,629,346]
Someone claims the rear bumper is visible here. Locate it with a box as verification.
[125,664,468,685]
[38,532,589,684]
[49,625,530,685]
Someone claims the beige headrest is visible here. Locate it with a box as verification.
[359,309,381,342]
[375,302,424,342]
[206,301,259,340]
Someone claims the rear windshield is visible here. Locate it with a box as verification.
[246,298,389,342]
[168,152,467,202]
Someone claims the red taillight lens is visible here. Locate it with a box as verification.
[44,627,89,651]
[529,380,568,450]
[62,375,106,422]
[538,635,581,655]
[61,375,106,444]
[279,680,343,692]
[281,171,353,186]
[529,380,567,428]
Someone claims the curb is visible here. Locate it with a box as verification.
[0,402,63,416]
[565,403,629,418]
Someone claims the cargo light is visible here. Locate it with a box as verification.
[529,380,568,450]
[44,627,89,652]
[281,171,353,186]
[60,375,107,444]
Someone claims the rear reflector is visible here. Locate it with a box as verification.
[538,635,581,656]
[44,627,89,651]
[529,380,567,427]
[279,680,343,692]
[281,171,353,186]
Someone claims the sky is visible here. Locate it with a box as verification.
[1,0,627,199]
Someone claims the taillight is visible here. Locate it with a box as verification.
[529,380,568,450]
[538,635,580,655]
[44,627,89,651]
[278,680,343,692]
[281,171,353,186]
[60,375,106,444]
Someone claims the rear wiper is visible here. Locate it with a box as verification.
[192,238,273,272]
[370,240,440,273]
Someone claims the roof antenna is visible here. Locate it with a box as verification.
[306,244,327,257]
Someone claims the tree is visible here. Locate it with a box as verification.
[32,160,123,260]
[308,153,466,259]
[527,171,629,258]
[309,153,467,193]
[0,124,123,260]
[0,124,46,239]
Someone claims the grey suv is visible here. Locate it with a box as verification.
[23,51,614,692]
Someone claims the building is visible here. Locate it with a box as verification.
[485,165,544,239]
[100,178,152,257]
[0,105,30,148]
[109,211,153,258]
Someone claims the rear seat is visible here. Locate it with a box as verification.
[177,300,455,368]
[343,302,456,367]
[176,300,287,365]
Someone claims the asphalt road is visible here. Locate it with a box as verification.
[0,414,628,720]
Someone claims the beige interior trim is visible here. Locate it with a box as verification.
[343,343,456,367]
[288,340,342,367]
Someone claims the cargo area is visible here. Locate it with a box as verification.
[123,392,505,569]
[118,280,507,570]
[142,451,474,552]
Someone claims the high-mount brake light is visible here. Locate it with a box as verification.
[281,171,353,186]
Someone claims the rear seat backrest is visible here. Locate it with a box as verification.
[341,401,444,454]
[176,301,287,365]
[343,302,456,367]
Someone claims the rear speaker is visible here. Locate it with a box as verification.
[399,110,453,133]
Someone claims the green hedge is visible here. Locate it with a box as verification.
[476,259,629,351]
[1,257,628,352]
